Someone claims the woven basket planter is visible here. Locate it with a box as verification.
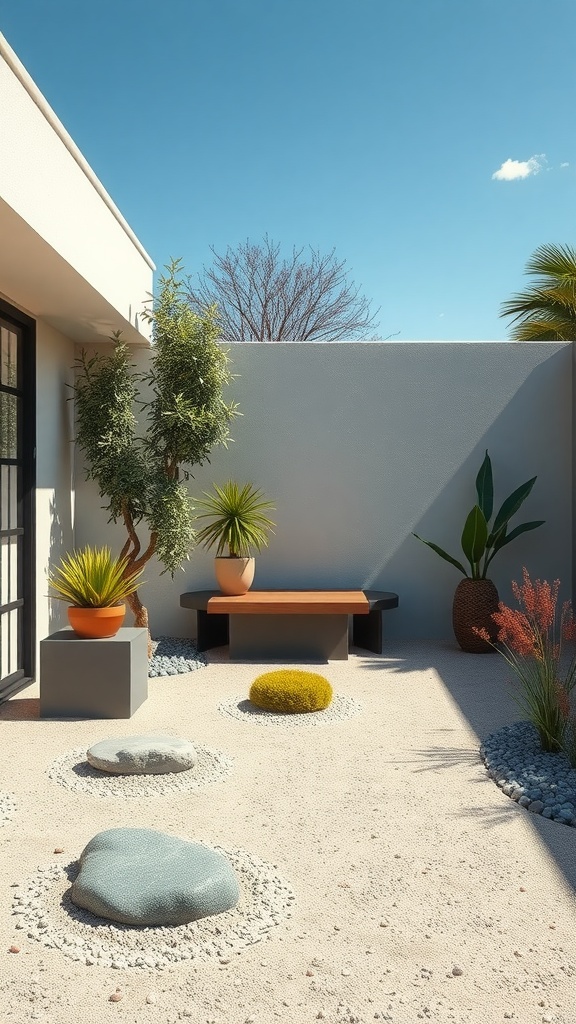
[452,578,499,653]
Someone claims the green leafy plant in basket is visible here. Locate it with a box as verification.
[412,451,545,652]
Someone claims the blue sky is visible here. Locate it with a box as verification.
[2,0,575,340]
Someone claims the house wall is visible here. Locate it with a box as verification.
[0,38,152,339]
[35,321,75,659]
[73,342,572,643]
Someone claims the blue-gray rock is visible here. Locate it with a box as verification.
[86,735,197,775]
[70,828,240,926]
[528,800,545,814]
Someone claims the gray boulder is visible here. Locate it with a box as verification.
[70,828,240,926]
[86,734,197,775]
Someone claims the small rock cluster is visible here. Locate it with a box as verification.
[11,846,296,968]
[0,791,17,826]
[48,744,233,798]
[481,721,576,826]
[148,636,207,677]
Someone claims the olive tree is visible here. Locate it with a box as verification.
[73,259,239,643]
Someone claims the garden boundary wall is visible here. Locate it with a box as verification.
[73,342,572,643]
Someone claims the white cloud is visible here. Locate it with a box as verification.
[492,154,546,181]
[561,161,569,168]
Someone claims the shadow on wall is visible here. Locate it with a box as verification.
[357,351,571,639]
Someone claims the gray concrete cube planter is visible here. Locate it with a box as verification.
[40,627,148,719]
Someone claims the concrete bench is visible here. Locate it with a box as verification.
[179,589,399,661]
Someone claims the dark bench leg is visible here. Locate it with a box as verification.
[352,610,383,654]
[196,610,229,652]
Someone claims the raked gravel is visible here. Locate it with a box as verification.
[481,720,576,826]
[218,693,362,726]
[0,791,17,826]
[10,847,295,969]
[47,745,234,798]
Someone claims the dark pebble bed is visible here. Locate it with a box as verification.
[480,721,576,827]
[148,636,207,678]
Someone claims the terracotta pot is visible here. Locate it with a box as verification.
[215,556,255,596]
[452,578,499,653]
[67,604,126,639]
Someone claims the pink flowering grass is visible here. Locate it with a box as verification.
[474,568,576,757]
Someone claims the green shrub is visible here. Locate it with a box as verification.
[249,670,333,714]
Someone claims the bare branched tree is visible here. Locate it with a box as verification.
[187,236,379,342]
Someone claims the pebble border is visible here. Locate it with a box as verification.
[10,847,296,969]
[47,745,234,799]
[0,791,17,826]
[149,637,207,678]
[481,721,576,826]
[218,693,362,727]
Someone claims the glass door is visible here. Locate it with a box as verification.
[0,303,35,700]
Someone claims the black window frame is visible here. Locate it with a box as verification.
[0,298,36,701]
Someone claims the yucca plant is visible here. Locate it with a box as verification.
[48,546,145,607]
[194,482,275,557]
[413,451,544,579]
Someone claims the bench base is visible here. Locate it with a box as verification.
[229,613,349,661]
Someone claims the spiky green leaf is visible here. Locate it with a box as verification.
[475,450,493,522]
[461,505,488,570]
[412,534,469,576]
[492,477,537,535]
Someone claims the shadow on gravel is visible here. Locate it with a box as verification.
[357,640,576,892]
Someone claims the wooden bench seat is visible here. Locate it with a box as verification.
[207,590,369,615]
[180,589,399,661]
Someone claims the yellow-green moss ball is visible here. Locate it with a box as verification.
[249,669,333,714]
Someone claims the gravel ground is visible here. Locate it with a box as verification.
[218,694,362,727]
[0,791,17,826]
[0,641,575,1024]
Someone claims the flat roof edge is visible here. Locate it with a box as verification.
[0,31,156,272]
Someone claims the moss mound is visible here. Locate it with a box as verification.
[249,669,333,714]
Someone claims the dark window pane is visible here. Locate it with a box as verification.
[0,392,19,458]
[0,326,18,389]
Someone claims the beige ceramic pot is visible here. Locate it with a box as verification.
[215,556,255,595]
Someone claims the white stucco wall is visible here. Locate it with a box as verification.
[35,321,75,661]
[73,342,572,643]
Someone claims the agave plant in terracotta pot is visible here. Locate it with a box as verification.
[48,545,145,639]
[413,451,544,652]
[194,481,275,595]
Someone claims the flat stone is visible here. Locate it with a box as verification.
[70,828,240,926]
[86,735,197,775]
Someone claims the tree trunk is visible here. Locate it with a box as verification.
[126,589,153,658]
